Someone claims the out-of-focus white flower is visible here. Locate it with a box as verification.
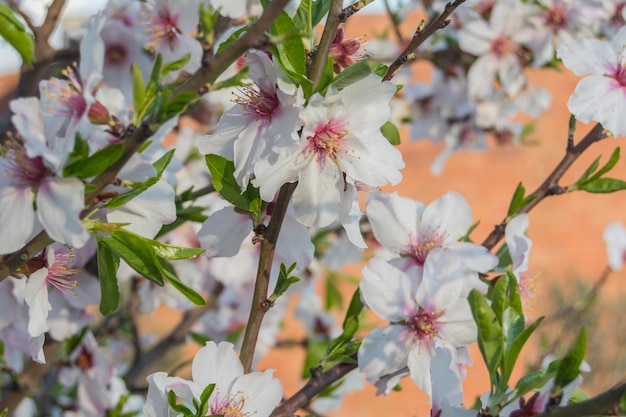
[603,221,626,270]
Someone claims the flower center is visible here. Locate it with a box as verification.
[41,67,87,119]
[210,391,251,417]
[105,43,128,64]
[612,61,626,86]
[407,308,442,340]
[2,142,51,188]
[491,33,517,58]
[234,86,280,120]
[545,4,567,29]
[305,119,348,164]
[147,10,180,49]
[46,246,80,299]
[404,233,445,266]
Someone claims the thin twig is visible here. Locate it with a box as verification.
[34,0,68,62]
[383,0,405,44]
[533,381,626,417]
[307,0,344,90]
[383,0,466,81]
[481,123,607,251]
[270,354,358,417]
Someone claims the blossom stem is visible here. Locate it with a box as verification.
[270,353,358,416]
[239,182,297,372]
[383,0,466,81]
[481,123,607,251]
[308,0,344,90]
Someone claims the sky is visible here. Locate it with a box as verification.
[0,0,395,75]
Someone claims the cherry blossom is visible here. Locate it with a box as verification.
[557,25,626,135]
[603,221,626,270]
[253,74,404,246]
[358,254,479,396]
[144,341,283,417]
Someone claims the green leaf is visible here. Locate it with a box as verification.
[325,274,343,310]
[311,0,332,26]
[100,233,164,285]
[313,58,335,95]
[506,270,524,317]
[160,92,198,121]
[495,244,512,269]
[491,275,509,326]
[578,177,626,193]
[189,332,212,346]
[131,63,146,124]
[216,25,250,54]
[167,390,193,415]
[161,53,191,77]
[508,182,526,216]
[331,60,372,89]
[343,288,364,328]
[555,327,587,390]
[63,143,124,179]
[380,120,401,145]
[469,289,504,382]
[514,368,552,397]
[269,263,301,302]
[198,383,216,417]
[106,150,175,209]
[367,61,389,77]
[96,239,121,315]
[158,258,206,305]
[588,147,620,180]
[65,134,90,168]
[302,340,328,378]
[205,154,264,213]
[0,4,34,66]
[269,12,306,77]
[156,205,208,238]
[502,317,543,387]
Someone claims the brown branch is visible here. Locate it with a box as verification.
[239,183,297,372]
[33,0,67,62]
[533,381,626,417]
[383,0,465,81]
[383,0,405,44]
[270,354,358,417]
[307,0,344,90]
[173,0,292,96]
[125,283,223,387]
[481,123,608,251]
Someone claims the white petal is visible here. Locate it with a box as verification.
[231,370,283,417]
[37,177,89,248]
[192,341,243,392]
[366,192,423,255]
[197,207,251,258]
[0,181,35,255]
[24,268,51,337]
[420,192,473,242]
[358,325,413,382]
[557,37,616,76]
[407,341,435,395]
[292,160,341,228]
[568,75,626,135]
[360,258,417,321]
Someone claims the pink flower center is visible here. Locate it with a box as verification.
[545,4,568,29]
[46,247,79,299]
[404,233,444,266]
[3,142,51,188]
[491,33,517,58]
[305,119,348,164]
[612,61,626,86]
[147,10,180,49]
[407,307,441,341]
[234,86,280,120]
[105,43,128,64]
[210,392,250,417]
[41,67,87,119]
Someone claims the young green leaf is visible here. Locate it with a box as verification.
[380,121,401,145]
[469,289,505,381]
[158,258,206,305]
[554,327,587,390]
[161,53,191,77]
[131,63,146,124]
[311,0,332,26]
[502,317,543,387]
[269,263,301,302]
[331,60,372,89]
[508,182,526,216]
[0,4,34,66]
[63,143,124,179]
[205,154,264,214]
[96,239,121,315]
[100,233,164,285]
[577,177,626,193]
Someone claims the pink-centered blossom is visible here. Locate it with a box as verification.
[198,50,303,189]
[358,254,479,397]
[144,341,283,417]
[557,25,626,136]
[253,74,404,247]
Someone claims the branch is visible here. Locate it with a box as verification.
[307,0,344,90]
[270,355,358,417]
[125,283,223,387]
[239,183,297,372]
[33,0,68,62]
[383,0,465,81]
[7,0,36,34]
[533,381,626,417]
[173,0,292,96]
[481,123,608,250]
